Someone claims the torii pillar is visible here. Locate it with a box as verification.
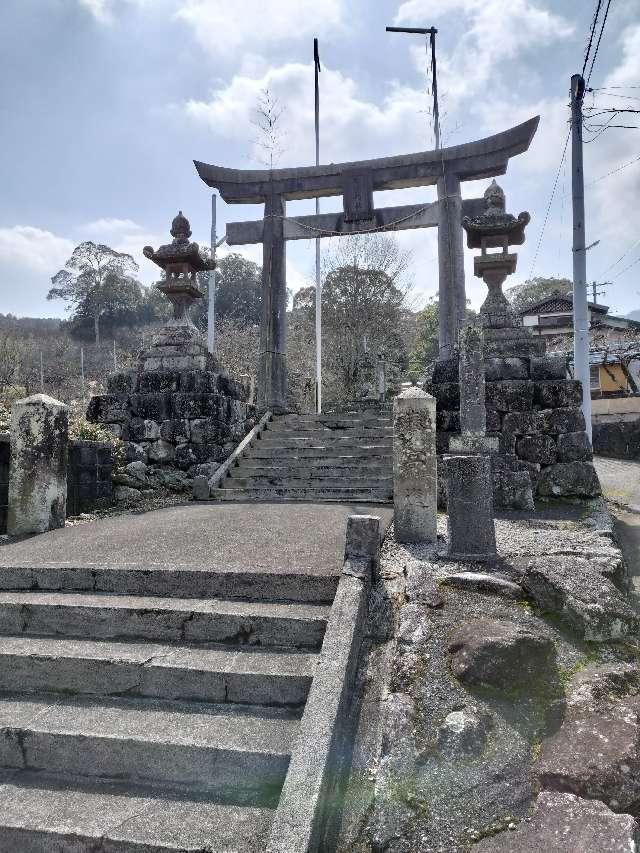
[260,191,288,411]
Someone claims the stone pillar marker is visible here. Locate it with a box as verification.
[459,324,486,436]
[393,387,437,543]
[444,454,496,560]
[8,394,69,537]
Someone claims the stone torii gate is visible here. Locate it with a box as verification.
[194,116,539,411]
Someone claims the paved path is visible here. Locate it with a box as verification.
[0,502,393,576]
[594,456,640,586]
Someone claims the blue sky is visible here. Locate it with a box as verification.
[1,0,639,319]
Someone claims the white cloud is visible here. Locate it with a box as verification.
[77,0,152,24]
[398,0,573,107]
[0,226,74,274]
[79,218,144,236]
[185,62,430,168]
[175,0,344,56]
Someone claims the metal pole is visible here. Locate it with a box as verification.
[208,194,217,355]
[429,31,440,150]
[80,347,85,403]
[314,38,322,414]
[571,73,592,441]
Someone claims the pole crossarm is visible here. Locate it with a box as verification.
[225,198,486,246]
[194,117,539,204]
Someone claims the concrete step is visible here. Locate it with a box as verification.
[0,636,316,707]
[246,445,392,460]
[226,477,392,490]
[0,770,273,852]
[256,436,393,449]
[264,426,393,438]
[211,487,393,503]
[279,413,390,426]
[0,592,329,649]
[0,565,338,605]
[0,693,297,804]
[230,464,392,478]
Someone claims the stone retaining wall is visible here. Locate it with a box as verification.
[67,440,114,516]
[0,435,8,535]
[88,368,255,470]
[429,354,600,507]
[592,418,640,461]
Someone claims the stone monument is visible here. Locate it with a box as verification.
[428,181,600,508]
[87,213,254,473]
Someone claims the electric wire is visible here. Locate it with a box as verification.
[582,0,603,78]
[528,126,571,279]
[585,0,615,88]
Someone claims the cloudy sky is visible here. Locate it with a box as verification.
[1,0,639,319]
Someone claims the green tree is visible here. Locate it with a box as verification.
[193,253,263,330]
[505,276,572,313]
[48,242,140,345]
[409,298,440,379]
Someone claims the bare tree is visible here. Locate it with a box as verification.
[251,88,287,170]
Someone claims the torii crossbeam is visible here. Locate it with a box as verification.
[195,116,539,411]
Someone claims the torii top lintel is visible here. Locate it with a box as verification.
[194,117,539,205]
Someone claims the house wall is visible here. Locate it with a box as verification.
[599,363,629,394]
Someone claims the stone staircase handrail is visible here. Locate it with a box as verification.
[267,514,382,853]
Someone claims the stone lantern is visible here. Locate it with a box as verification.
[462,180,530,330]
[141,212,215,372]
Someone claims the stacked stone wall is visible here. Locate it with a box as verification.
[67,441,114,516]
[592,418,640,461]
[87,368,255,471]
[0,435,8,534]
[428,353,600,507]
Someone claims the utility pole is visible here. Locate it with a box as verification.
[314,37,322,414]
[591,280,610,304]
[386,26,440,149]
[571,73,592,441]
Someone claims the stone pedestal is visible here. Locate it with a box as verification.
[8,395,68,536]
[444,454,496,559]
[393,387,437,544]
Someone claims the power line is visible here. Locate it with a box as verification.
[585,0,615,88]
[528,126,571,279]
[602,237,640,275]
[611,252,640,281]
[582,0,603,78]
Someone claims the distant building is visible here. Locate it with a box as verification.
[519,293,640,343]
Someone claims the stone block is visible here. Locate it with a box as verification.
[106,372,135,394]
[160,419,190,444]
[130,393,171,422]
[530,354,567,380]
[536,461,601,498]
[436,410,460,432]
[444,454,496,557]
[430,358,458,384]
[516,433,558,465]
[171,393,207,420]
[179,371,215,394]
[192,475,211,501]
[123,442,146,464]
[190,418,222,445]
[502,411,542,436]
[538,407,586,435]
[557,431,593,463]
[486,408,501,432]
[491,455,535,510]
[393,388,437,544]
[8,395,68,536]
[142,420,161,441]
[436,432,450,454]
[485,380,533,413]
[485,358,529,381]
[86,394,129,424]
[429,382,459,410]
[147,439,175,463]
[137,371,181,393]
[533,380,583,409]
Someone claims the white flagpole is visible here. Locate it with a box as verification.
[314,38,322,414]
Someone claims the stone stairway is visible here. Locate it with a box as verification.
[0,564,336,851]
[212,409,393,503]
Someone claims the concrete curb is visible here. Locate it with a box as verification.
[266,514,382,853]
[192,410,272,500]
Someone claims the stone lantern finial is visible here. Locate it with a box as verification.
[170,211,192,242]
[462,182,530,330]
